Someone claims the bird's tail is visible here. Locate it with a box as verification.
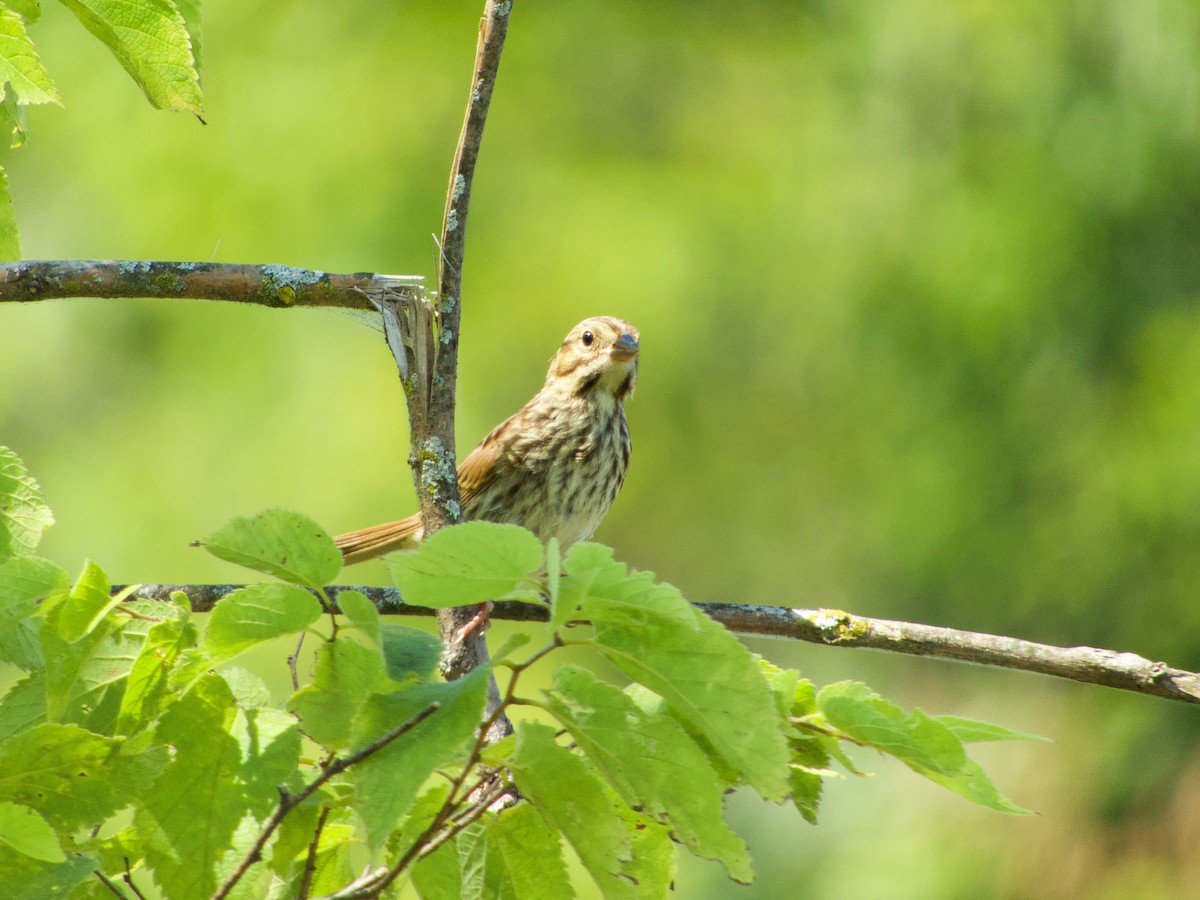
[334,515,424,564]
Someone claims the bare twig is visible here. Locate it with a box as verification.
[118,583,1200,706]
[93,871,127,899]
[297,807,331,900]
[0,260,421,309]
[122,858,147,900]
[287,632,306,692]
[212,702,440,900]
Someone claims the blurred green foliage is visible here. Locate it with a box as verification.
[2,0,1200,896]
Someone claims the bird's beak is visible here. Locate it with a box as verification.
[611,333,639,362]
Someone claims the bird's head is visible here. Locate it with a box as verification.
[547,316,640,401]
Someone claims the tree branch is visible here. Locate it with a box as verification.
[427,0,514,733]
[117,584,1200,705]
[0,260,421,309]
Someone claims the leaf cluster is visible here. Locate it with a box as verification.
[0,0,202,258]
[0,446,1040,898]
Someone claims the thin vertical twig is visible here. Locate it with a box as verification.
[429,0,514,711]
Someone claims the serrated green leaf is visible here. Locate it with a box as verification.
[572,549,790,802]
[56,559,120,643]
[0,724,126,830]
[788,764,824,825]
[506,721,633,898]
[5,2,41,24]
[351,667,488,851]
[0,447,53,562]
[401,784,459,900]
[0,555,66,669]
[221,666,273,709]
[288,637,384,750]
[470,802,572,900]
[173,0,200,73]
[0,7,58,107]
[380,621,442,682]
[278,820,357,898]
[336,588,380,643]
[0,801,63,862]
[616,804,676,897]
[198,508,342,587]
[235,706,300,818]
[544,664,751,882]
[0,850,96,899]
[202,583,323,664]
[42,599,149,731]
[116,614,198,733]
[0,671,44,740]
[935,715,1050,744]
[817,681,965,775]
[137,673,245,899]
[385,521,543,607]
[909,756,1033,814]
[268,787,334,878]
[58,0,201,114]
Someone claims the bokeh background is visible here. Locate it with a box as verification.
[2,1,1200,896]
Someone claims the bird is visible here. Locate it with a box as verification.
[335,316,639,564]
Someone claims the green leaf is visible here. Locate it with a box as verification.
[0,166,16,256]
[506,721,632,898]
[351,667,488,851]
[0,724,126,830]
[909,756,1033,814]
[336,588,380,643]
[56,559,123,643]
[234,706,300,818]
[380,621,442,682]
[0,801,64,862]
[571,545,790,801]
[202,582,323,664]
[0,671,45,740]
[394,784,455,898]
[788,764,824,825]
[42,599,150,731]
[0,7,58,106]
[817,682,1032,814]
[288,637,385,750]
[935,714,1050,744]
[173,0,200,73]
[0,851,96,898]
[465,802,572,900]
[198,508,342,587]
[0,447,53,562]
[817,681,965,775]
[58,0,201,114]
[0,555,66,669]
[116,612,198,733]
[137,673,245,899]
[543,664,751,882]
[616,805,676,897]
[385,521,543,607]
[5,2,41,24]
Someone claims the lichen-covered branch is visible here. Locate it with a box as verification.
[0,260,422,309]
[119,584,1200,706]
[429,0,513,691]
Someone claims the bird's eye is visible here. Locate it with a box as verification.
[581,331,594,346]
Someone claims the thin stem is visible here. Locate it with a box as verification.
[93,872,127,899]
[297,807,332,900]
[212,702,440,900]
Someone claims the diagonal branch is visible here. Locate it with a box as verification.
[0,260,421,309]
[119,584,1200,706]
